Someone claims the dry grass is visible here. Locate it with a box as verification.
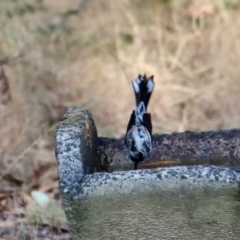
[1,0,240,238]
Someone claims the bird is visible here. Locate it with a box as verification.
[125,74,155,170]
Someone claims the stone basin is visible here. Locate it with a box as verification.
[55,108,240,240]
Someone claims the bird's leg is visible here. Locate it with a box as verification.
[134,162,138,170]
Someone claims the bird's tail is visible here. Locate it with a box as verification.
[132,74,154,110]
[135,101,146,123]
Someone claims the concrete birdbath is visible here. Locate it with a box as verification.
[55,107,240,239]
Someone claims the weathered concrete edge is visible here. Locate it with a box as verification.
[55,107,240,199]
[99,129,240,171]
[76,165,240,199]
[55,107,99,196]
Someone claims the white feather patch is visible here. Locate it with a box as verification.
[135,101,146,123]
[138,75,143,82]
[132,79,140,93]
[146,78,154,93]
[137,101,145,115]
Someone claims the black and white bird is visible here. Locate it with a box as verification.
[125,74,155,170]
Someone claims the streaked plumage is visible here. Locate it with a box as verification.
[125,74,155,170]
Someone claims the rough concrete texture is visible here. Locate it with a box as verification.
[99,129,240,171]
[76,165,240,199]
[55,107,240,239]
[55,107,99,196]
[55,107,240,197]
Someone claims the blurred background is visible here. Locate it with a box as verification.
[1,0,240,238]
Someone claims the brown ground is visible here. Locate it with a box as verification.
[1,0,240,239]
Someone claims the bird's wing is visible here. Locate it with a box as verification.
[126,110,135,133]
[143,113,152,136]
